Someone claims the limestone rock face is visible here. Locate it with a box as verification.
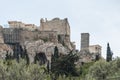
[0,44,13,59]
[24,39,69,63]
[64,40,73,50]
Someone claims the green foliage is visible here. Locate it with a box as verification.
[79,62,95,79]
[1,52,120,80]
[86,60,109,80]
[106,58,120,80]
[0,59,50,80]
[51,51,79,79]
[85,58,120,80]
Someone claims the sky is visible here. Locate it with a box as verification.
[0,0,120,58]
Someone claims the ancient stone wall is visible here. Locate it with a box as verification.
[17,30,58,45]
[2,28,58,45]
[7,18,72,50]
[40,18,70,35]
[19,30,37,43]
[37,31,58,43]
[24,24,37,31]
[8,21,24,28]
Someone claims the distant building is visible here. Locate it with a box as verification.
[89,45,101,55]
[0,18,75,60]
[79,33,102,63]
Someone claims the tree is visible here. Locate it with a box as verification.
[34,52,47,65]
[106,43,113,62]
[95,54,100,61]
[51,50,79,79]
[86,57,120,80]
[54,46,59,59]
[86,60,110,80]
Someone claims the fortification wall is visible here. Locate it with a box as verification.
[40,18,70,35]
[24,24,37,31]
[2,28,58,45]
[20,30,37,43]
[37,31,58,43]
[8,21,24,28]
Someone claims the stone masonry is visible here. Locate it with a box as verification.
[79,33,101,63]
[40,18,72,50]
[8,21,37,31]
[0,18,102,64]
[81,33,89,50]
[40,18,70,35]
[0,18,75,63]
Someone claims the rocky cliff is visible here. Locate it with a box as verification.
[0,44,13,59]
[23,39,70,63]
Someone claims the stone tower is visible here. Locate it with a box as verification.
[81,33,89,50]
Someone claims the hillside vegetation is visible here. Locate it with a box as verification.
[0,55,120,80]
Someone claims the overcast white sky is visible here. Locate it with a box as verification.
[0,0,120,58]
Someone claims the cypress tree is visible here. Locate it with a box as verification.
[106,43,113,62]
[54,46,59,59]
